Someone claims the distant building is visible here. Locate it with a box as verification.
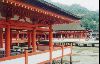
[52,23,91,39]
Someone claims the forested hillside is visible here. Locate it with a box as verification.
[44,0,99,30]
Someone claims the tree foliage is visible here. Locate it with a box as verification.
[44,0,99,30]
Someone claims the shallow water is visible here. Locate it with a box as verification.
[64,47,99,64]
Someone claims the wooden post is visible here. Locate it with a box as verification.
[49,25,53,64]
[0,28,3,48]
[28,31,31,48]
[44,34,47,40]
[83,32,85,38]
[5,25,11,57]
[16,31,20,46]
[61,46,64,64]
[16,33,19,40]
[61,34,63,39]
[66,33,68,38]
[79,32,82,39]
[73,31,75,39]
[22,33,24,39]
[70,43,73,64]
[25,50,28,64]
[32,28,36,52]
[80,32,83,38]
[10,30,12,48]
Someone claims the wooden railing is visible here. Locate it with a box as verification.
[0,46,71,64]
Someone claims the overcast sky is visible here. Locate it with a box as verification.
[51,0,99,11]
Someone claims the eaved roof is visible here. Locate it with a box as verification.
[53,23,85,31]
[22,0,81,20]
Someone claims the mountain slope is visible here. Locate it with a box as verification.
[44,0,99,30]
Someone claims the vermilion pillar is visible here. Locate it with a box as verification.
[10,30,12,48]
[85,32,88,39]
[73,31,75,38]
[5,25,11,57]
[80,32,83,38]
[28,31,31,48]
[32,28,36,52]
[49,26,53,48]
[0,28,3,48]
[65,33,68,38]
[16,31,19,46]
[22,33,24,39]
[49,25,53,64]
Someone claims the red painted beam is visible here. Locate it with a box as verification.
[36,28,50,32]
[0,20,33,30]
[34,24,50,27]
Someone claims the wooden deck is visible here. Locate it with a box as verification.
[0,46,71,64]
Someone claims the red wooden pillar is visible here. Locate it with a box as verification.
[49,27,53,48]
[16,31,19,40]
[0,28,3,48]
[49,25,53,64]
[40,34,42,40]
[5,25,11,57]
[16,31,19,46]
[80,32,83,38]
[73,31,75,38]
[83,32,86,38]
[32,28,36,52]
[22,33,24,39]
[47,34,49,40]
[79,32,81,38]
[66,32,68,38]
[25,50,28,64]
[10,30,12,48]
[85,32,88,39]
[60,34,62,39]
[44,34,47,40]
[27,31,31,48]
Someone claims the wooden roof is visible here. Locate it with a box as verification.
[22,0,81,20]
[0,0,81,25]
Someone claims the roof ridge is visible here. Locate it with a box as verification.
[39,0,81,18]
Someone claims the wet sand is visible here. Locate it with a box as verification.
[64,47,99,64]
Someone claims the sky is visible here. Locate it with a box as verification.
[50,0,99,11]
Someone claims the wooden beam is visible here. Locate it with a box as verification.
[9,20,34,30]
[35,24,50,27]
[0,20,8,28]
[0,20,33,30]
[36,28,50,32]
